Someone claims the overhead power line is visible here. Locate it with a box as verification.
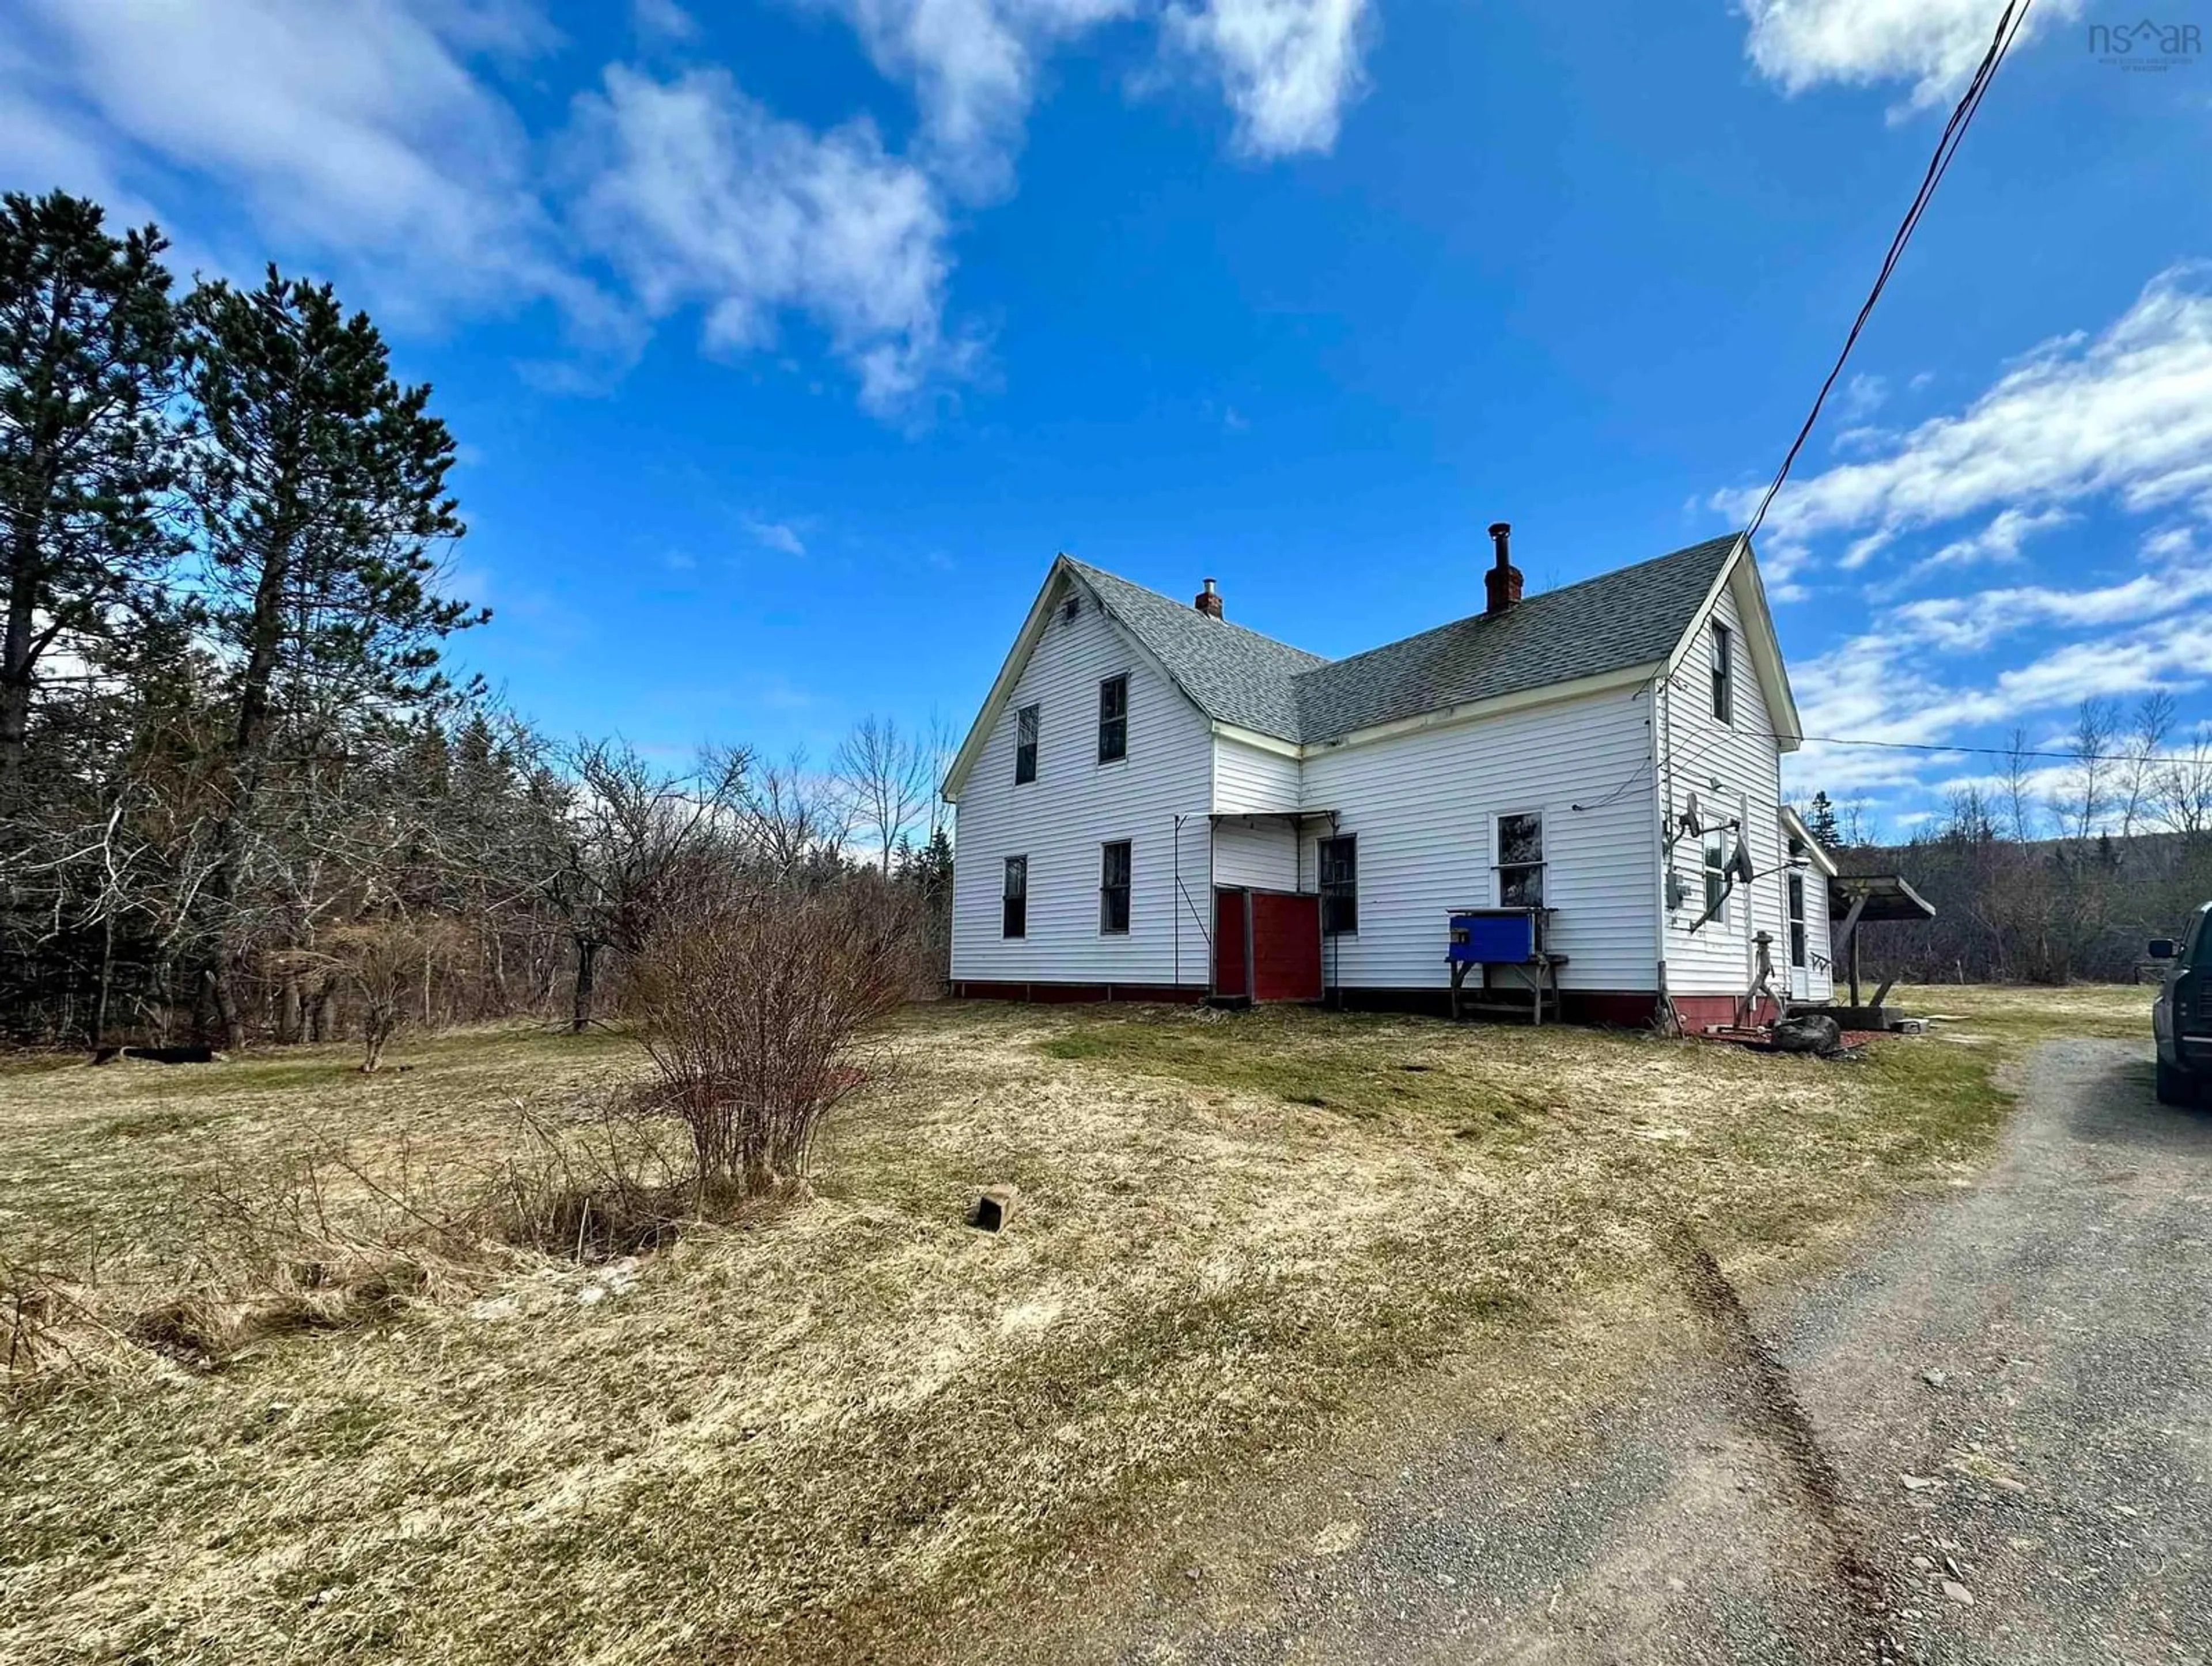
[1795,733,2093,760]
[1732,0,2036,552]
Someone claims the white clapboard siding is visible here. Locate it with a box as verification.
[1658,578,1785,997]
[951,575,1213,986]
[1297,684,1661,990]
[1214,734,1301,813]
[1213,816,1298,889]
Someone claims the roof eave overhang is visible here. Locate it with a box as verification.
[1778,804,1841,877]
[1209,720,1301,758]
[942,555,1077,805]
[943,556,1220,803]
[1234,660,1662,760]
[1666,536,1802,751]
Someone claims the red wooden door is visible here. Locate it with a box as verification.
[1213,888,1249,999]
[1249,891,1323,1003]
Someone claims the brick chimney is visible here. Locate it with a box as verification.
[1194,577,1223,619]
[1484,522,1522,616]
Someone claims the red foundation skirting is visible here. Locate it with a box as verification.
[945,980,1209,1004]
[945,982,1768,1031]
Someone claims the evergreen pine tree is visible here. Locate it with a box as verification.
[180,267,486,1040]
[0,191,181,792]
[1804,789,1842,847]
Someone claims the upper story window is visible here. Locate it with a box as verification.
[1014,703,1039,785]
[1002,855,1027,939]
[1097,675,1128,763]
[1710,620,1734,725]
[1497,812,1544,908]
[1319,836,1358,936]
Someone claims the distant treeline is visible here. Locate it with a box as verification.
[1803,698,2212,985]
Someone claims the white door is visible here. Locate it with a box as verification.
[1787,871,1810,1001]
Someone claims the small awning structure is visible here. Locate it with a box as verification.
[1830,873,1935,925]
[1828,874,1936,1010]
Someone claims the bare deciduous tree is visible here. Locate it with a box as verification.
[2001,726,2039,843]
[543,740,746,1033]
[738,749,849,875]
[330,915,458,1073]
[2158,726,2212,846]
[833,716,931,873]
[2053,696,2120,843]
[2116,692,2176,837]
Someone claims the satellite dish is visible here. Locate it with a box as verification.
[1680,790,1702,836]
[1731,841,1756,884]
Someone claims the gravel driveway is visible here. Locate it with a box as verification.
[1126,1039,2212,1665]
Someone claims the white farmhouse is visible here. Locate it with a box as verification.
[942,525,1837,1028]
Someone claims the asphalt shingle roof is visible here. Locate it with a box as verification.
[1061,558,1330,740]
[1064,534,1743,746]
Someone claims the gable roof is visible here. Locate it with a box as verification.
[1290,535,1741,743]
[1060,558,1329,739]
[943,532,1797,801]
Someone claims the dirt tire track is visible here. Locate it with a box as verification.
[1662,1223,1903,1665]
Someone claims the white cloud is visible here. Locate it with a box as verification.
[1790,602,2212,792]
[2141,524,2200,563]
[1786,533,2212,796]
[565,66,969,415]
[821,0,1137,198]
[634,0,698,41]
[1740,0,2081,115]
[1725,266,2212,582]
[3,0,595,325]
[744,517,810,558]
[1893,562,2212,653]
[1838,372,1888,419]
[817,0,1373,191]
[0,0,1378,414]
[1166,0,1372,156]
[1914,505,2075,575]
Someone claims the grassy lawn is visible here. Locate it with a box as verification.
[1889,978,2157,1044]
[0,988,2149,1664]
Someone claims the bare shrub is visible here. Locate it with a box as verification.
[123,1149,498,1364]
[329,915,462,1072]
[628,869,918,1200]
[481,1103,699,1259]
[2,1246,99,1386]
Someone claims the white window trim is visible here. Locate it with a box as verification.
[1317,831,1359,938]
[1013,702,1039,786]
[1096,670,1131,767]
[1786,870,1808,968]
[1490,807,1548,910]
[1702,831,1729,926]
[1097,838,1132,936]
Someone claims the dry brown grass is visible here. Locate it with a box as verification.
[0,990,2139,1663]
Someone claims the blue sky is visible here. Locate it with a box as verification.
[5,0,2210,839]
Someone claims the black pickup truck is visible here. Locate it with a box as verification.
[2152,900,2212,1106]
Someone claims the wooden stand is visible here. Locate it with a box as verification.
[1449,951,1569,1025]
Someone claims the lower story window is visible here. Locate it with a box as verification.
[1787,872,1807,967]
[1497,811,1544,908]
[1703,834,1728,923]
[1319,835,1358,935]
[1002,855,1027,938]
[1099,840,1131,934]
